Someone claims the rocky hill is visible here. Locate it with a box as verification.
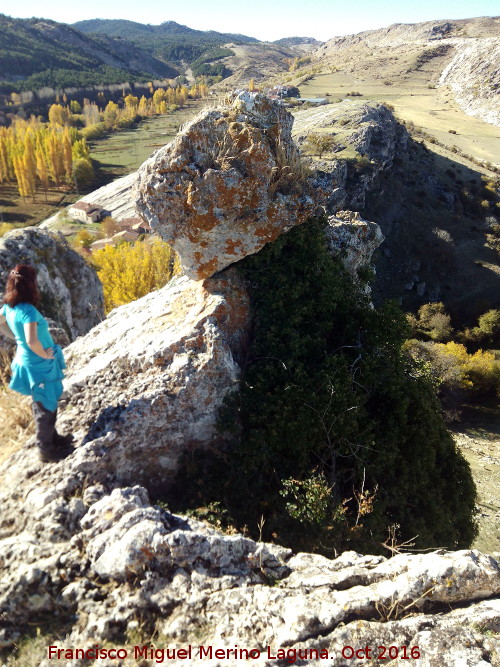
[312,16,500,127]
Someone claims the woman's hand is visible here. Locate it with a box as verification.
[44,347,55,359]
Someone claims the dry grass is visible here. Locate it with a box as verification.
[0,350,33,462]
[269,131,311,195]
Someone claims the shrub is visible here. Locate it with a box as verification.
[436,342,500,395]
[304,133,338,158]
[90,238,180,313]
[409,302,453,342]
[80,122,107,140]
[459,309,500,347]
[72,158,94,188]
[171,218,477,554]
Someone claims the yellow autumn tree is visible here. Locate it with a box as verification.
[91,238,180,312]
[48,104,70,126]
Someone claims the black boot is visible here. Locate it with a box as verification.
[53,431,75,447]
[33,401,73,463]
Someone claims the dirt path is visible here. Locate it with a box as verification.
[450,403,500,555]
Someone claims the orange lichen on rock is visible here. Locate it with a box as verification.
[135,92,326,280]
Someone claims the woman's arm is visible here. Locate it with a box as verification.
[24,322,54,359]
[0,313,15,341]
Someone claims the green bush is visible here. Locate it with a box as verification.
[170,218,477,554]
[408,302,453,342]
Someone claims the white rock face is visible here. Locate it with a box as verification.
[439,38,500,128]
[0,227,104,339]
[0,471,498,665]
[56,268,250,491]
[293,101,407,211]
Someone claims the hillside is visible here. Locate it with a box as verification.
[73,18,258,66]
[0,14,178,89]
[308,16,500,127]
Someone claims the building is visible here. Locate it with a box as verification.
[269,85,300,99]
[90,238,115,252]
[119,217,152,235]
[89,229,140,253]
[296,98,328,106]
[68,201,106,223]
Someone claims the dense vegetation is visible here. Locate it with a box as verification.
[0,15,177,91]
[73,18,257,65]
[89,238,180,312]
[172,217,477,555]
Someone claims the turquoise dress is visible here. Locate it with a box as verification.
[1,303,66,412]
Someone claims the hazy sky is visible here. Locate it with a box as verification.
[3,0,498,41]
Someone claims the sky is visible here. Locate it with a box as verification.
[1,0,498,41]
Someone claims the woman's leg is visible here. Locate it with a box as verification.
[32,401,72,461]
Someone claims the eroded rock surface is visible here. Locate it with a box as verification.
[438,38,500,127]
[293,100,408,211]
[326,210,384,279]
[0,227,104,339]
[0,474,499,666]
[135,92,325,279]
[55,268,250,492]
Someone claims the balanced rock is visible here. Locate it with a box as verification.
[0,227,104,340]
[135,92,324,279]
[55,269,250,492]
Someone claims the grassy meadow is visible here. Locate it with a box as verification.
[297,73,500,168]
[88,101,203,178]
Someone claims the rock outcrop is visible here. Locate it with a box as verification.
[55,268,249,492]
[325,210,384,279]
[438,38,500,128]
[0,468,498,665]
[135,92,325,279]
[0,227,104,340]
[293,100,408,211]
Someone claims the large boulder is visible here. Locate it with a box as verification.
[55,268,250,492]
[0,227,104,340]
[135,92,325,279]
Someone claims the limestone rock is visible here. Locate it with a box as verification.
[0,227,104,340]
[325,210,384,279]
[439,38,500,127]
[135,92,325,279]
[55,268,250,492]
[0,463,499,664]
[293,100,408,211]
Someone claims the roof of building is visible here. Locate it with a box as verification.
[70,201,104,214]
[90,238,115,250]
[112,230,140,242]
[131,221,152,232]
[119,217,144,227]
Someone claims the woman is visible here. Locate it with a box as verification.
[0,264,73,462]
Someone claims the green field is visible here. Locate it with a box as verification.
[89,101,204,178]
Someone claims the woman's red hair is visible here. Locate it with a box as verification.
[3,264,40,307]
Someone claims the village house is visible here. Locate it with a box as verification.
[68,201,107,223]
[268,85,300,100]
[119,217,152,235]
